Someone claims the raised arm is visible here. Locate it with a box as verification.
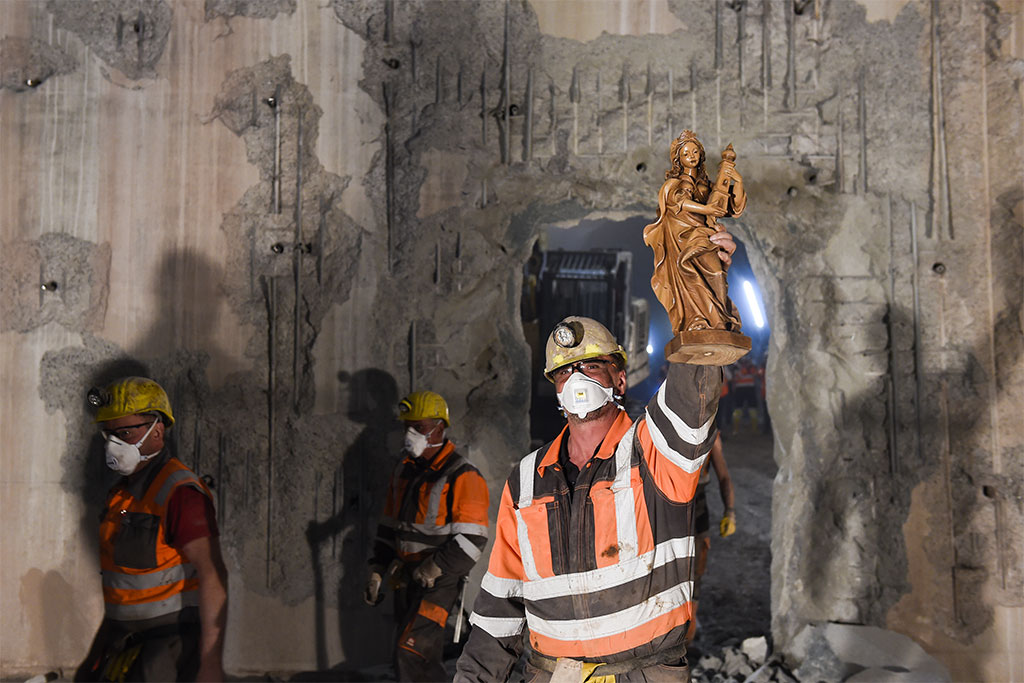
[636,364,722,503]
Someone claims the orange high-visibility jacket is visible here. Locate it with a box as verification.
[457,364,721,680]
[370,440,490,577]
[99,454,213,621]
[733,364,757,388]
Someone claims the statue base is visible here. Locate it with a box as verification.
[665,329,751,366]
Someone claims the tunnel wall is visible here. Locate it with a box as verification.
[1,0,1021,679]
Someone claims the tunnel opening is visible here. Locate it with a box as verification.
[519,214,775,652]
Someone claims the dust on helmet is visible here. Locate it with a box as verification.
[397,390,450,427]
[89,377,175,426]
[543,316,627,382]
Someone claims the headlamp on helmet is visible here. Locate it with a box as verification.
[92,377,175,426]
[544,316,627,382]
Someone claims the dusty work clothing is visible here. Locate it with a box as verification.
[76,451,216,682]
[393,569,465,681]
[369,440,490,680]
[455,364,720,682]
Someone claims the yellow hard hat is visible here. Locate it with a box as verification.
[89,377,175,426]
[398,390,450,427]
[544,316,627,382]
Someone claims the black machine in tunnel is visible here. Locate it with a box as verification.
[523,246,651,441]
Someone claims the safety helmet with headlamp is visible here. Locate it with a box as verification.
[544,316,627,382]
[397,390,450,427]
[89,377,175,426]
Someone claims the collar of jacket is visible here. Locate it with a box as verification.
[536,409,633,477]
[402,439,456,471]
[116,449,172,501]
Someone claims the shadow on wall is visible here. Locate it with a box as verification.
[305,368,403,670]
[67,248,231,636]
[135,248,239,382]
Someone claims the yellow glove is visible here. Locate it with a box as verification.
[720,509,736,537]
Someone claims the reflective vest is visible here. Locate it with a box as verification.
[375,441,490,568]
[99,455,212,621]
[733,364,757,388]
[465,364,720,668]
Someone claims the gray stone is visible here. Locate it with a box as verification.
[742,636,769,666]
[820,624,950,682]
[722,647,753,677]
[789,623,950,683]
[698,654,724,672]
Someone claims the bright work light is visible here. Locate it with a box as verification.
[743,280,765,328]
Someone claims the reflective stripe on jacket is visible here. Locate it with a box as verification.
[457,364,720,680]
[99,454,213,621]
[370,441,490,577]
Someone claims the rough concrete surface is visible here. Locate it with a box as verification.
[1,0,1021,679]
[46,0,172,81]
[204,0,295,23]
[0,37,77,91]
[0,233,110,333]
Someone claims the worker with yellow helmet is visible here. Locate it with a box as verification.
[364,390,490,681]
[457,229,737,682]
[75,377,228,683]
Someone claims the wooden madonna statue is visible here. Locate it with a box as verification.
[643,130,751,365]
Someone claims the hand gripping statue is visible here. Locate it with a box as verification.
[643,130,751,365]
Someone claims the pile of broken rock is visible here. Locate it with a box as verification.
[691,624,952,683]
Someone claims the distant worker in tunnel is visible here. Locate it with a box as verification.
[456,228,734,683]
[685,433,735,647]
[364,390,491,682]
[76,377,228,683]
[731,356,759,434]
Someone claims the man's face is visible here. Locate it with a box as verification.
[552,355,627,397]
[100,413,164,456]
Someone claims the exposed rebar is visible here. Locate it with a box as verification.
[502,0,511,165]
[525,68,534,161]
[886,193,899,475]
[293,107,304,413]
[262,275,278,588]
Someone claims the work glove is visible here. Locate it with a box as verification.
[412,557,443,588]
[363,571,384,605]
[720,509,736,538]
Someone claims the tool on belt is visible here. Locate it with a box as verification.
[528,642,689,681]
[101,644,144,683]
[86,623,185,682]
[453,577,468,642]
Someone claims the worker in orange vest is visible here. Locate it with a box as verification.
[76,377,228,682]
[364,391,490,681]
[456,228,737,683]
[731,356,759,434]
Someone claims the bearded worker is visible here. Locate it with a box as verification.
[455,231,735,683]
[76,377,228,682]
[364,390,490,682]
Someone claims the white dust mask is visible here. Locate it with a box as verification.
[404,427,430,458]
[557,372,616,418]
[104,419,159,475]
